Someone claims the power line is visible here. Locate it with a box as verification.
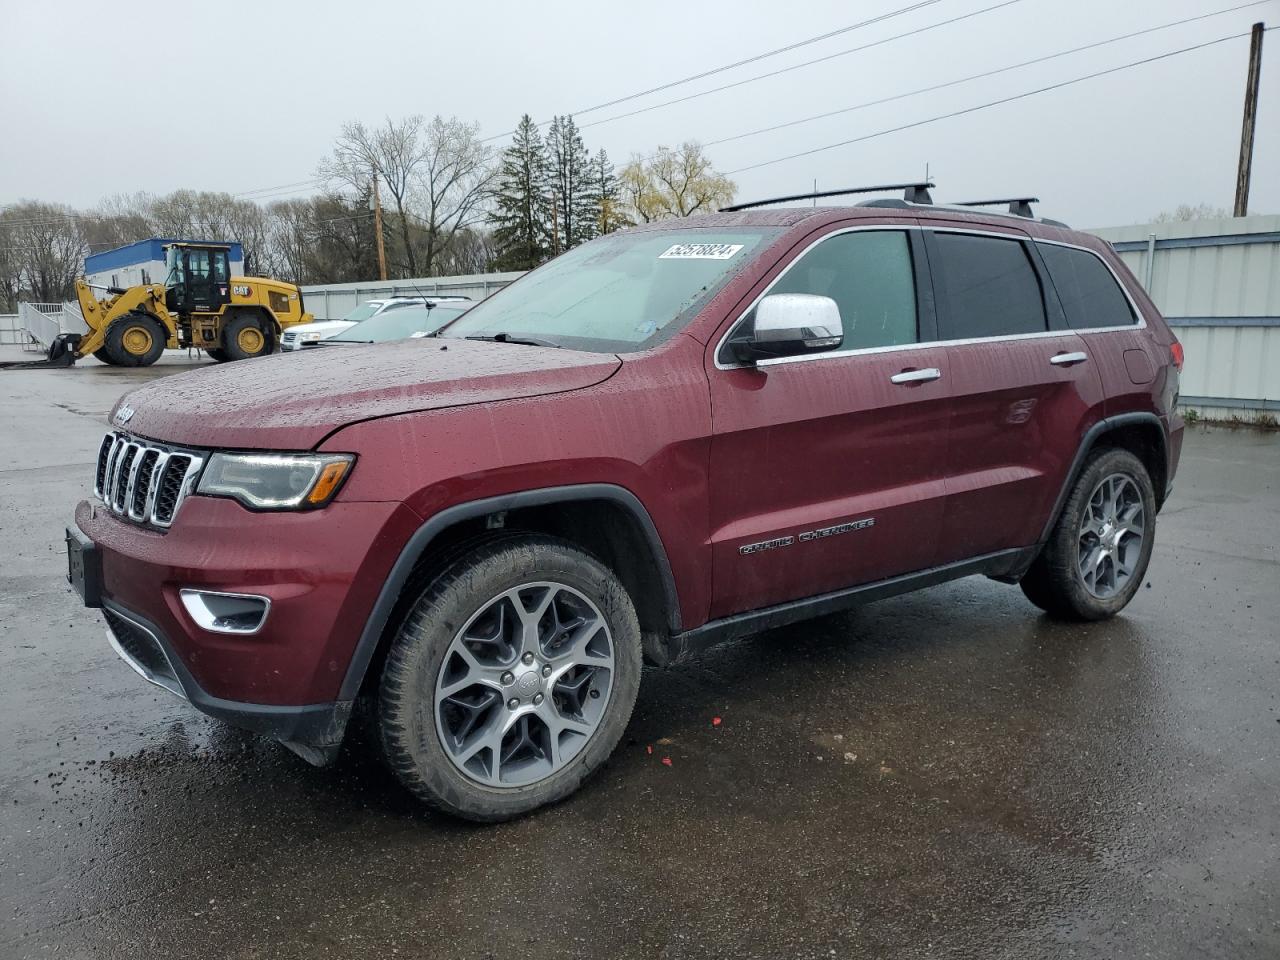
[232,178,324,198]
[698,0,1272,155]
[725,29,1267,175]
[200,4,967,201]
[479,0,951,142]
[578,0,1028,133]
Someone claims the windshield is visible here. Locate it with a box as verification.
[331,305,467,342]
[164,246,182,288]
[341,302,383,324]
[440,228,779,352]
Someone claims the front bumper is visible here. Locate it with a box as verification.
[73,494,422,756]
[101,599,350,764]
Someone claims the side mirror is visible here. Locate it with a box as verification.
[729,294,843,364]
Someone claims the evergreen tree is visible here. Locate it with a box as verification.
[588,149,629,236]
[488,114,552,270]
[546,115,596,252]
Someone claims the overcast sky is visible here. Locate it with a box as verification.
[1,0,1275,228]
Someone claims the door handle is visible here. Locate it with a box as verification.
[890,367,942,384]
[1049,351,1088,366]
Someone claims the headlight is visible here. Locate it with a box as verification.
[300,332,323,341]
[197,452,354,510]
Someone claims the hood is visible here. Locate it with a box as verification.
[289,320,353,334]
[112,338,621,450]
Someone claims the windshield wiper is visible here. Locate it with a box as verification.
[465,333,561,349]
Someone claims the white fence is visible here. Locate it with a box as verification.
[1091,214,1279,419]
[0,313,21,345]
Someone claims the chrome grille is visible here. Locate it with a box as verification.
[94,432,205,529]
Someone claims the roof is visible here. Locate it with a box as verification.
[629,203,1092,248]
[84,237,244,274]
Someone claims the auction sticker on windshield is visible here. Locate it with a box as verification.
[658,243,745,260]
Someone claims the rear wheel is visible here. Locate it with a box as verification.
[376,535,642,821]
[221,312,274,361]
[100,313,165,367]
[1020,447,1156,621]
[205,347,230,363]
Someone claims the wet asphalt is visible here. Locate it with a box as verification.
[0,347,1276,959]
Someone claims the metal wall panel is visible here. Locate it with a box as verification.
[1091,215,1279,415]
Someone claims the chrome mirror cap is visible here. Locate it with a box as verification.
[734,293,843,363]
[755,293,843,346]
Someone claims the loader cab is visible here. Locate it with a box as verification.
[164,243,232,316]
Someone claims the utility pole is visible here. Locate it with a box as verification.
[371,169,388,281]
[1233,22,1265,217]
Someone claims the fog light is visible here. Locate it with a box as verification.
[180,589,270,635]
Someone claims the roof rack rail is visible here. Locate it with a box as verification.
[720,181,934,212]
[953,197,1040,219]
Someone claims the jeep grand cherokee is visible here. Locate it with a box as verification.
[67,197,1184,821]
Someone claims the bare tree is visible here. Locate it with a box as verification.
[319,116,428,276]
[1,202,86,303]
[415,116,495,275]
[1152,203,1230,223]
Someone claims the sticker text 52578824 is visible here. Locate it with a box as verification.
[658,243,745,260]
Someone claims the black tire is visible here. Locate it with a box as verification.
[92,348,119,365]
[1020,447,1157,621]
[100,312,166,367]
[205,347,231,363]
[376,535,642,822]
[220,312,274,361]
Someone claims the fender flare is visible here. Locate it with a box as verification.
[1036,411,1169,546]
[337,483,681,701]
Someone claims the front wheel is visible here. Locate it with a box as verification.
[1020,447,1156,621]
[205,347,230,363]
[376,535,642,821]
[220,312,274,361]
[100,313,166,367]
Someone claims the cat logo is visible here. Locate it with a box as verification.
[232,284,251,297]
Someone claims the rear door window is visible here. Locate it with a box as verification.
[758,230,919,351]
[930,232,1046,340]
[1037,242,1136,329]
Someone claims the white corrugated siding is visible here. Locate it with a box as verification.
[1091,215,1279,413]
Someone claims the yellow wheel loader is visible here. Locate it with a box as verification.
[23,242,313,368]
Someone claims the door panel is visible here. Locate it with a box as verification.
[708,350,951,618]
[184,249,216,313]
[924,227,1106,561]
[938,335,1104,560]
[707,226,951,618]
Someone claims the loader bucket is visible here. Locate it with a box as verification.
[0,333,80,370]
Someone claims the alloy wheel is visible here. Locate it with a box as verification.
[1077,472,1145,599]
[434,581,615,787]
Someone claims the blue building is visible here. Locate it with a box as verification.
[84,238,245,290]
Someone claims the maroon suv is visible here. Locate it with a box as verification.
[68,191,1184,820]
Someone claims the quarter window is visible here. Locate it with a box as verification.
[932,233,1046,339]
[765,230,918,350]
[1037,243,1136,329]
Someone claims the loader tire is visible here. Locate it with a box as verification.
[101,313,165,367]
[206,348,231,363]
[221,312,274,362]
[93,349,119,366]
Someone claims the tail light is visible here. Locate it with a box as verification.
[1170,341,1184,371]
